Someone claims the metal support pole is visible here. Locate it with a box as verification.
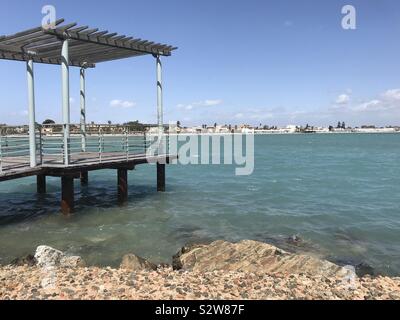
[61,39,70,165]
[156,55,164,154]
[80,67,86,152]
[27,59,37,168]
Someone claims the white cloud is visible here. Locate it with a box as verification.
[201,99,223,106]
[353,99,382,112]
[69,97,75,104]
[382,89,400,101]
[177,99,223,111]
[110,99,136,108]
[335,94,350,105]
[350,88,400,113]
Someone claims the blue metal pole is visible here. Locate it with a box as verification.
[156,55,164,154]
[80,67,86,152]
[61,39,70,165]
[27,59,37,167]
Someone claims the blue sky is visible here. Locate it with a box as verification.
[1,0,400,127]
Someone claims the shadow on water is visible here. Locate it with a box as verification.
[0,179,166,226]
[167,224,219,246]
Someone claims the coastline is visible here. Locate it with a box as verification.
[1,240,399,300]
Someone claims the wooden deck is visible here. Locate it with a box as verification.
[0,152,175,182]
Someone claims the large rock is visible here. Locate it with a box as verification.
[34,246,85,268]
[120,254,157,271]
[173,240,353,278]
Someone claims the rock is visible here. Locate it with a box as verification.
[172,243,206,270]
[356,263,375,277]
[60,256,86,268]
[34,246,64,268]
[287,235,302,246]
[120,254,157,271]
[10,254,36,267]
[34,245,85,268]
[173,240,352,278]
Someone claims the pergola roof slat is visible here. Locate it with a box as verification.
[0,19,65,42]
[0,19,176,67]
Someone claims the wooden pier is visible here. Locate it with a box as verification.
[0,150,174,214]
[0,19,177,214]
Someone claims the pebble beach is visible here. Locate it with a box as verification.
[1,265,399,300]
[1,240,400,300]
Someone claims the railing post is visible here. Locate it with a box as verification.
[125,128,129,161]
[98,126,102,163]
[144,131,147,155]
[0,132,2,173]
[38,125,43,165]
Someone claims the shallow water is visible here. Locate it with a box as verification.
[0,134,399,275]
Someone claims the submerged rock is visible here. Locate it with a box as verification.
[34,246,85,268]
[356,263,375,277]
[10,254,36,267]
[287,235,303,246]
[173,240,352,278]
[120,254,157,271]
[172,243,206,270]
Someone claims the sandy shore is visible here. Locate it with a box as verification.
[1,265,399,300]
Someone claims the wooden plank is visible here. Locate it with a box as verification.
[0,19,64,42]
[0,152,176,182]
[157,163,166,192]
[117,168,128,204]
[61,176,74,214]
[37,174,46,193]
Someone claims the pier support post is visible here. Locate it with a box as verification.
[61,176,74,214]
[80,171,88,186]
[61,39,71,165]
[80,67,87,152]
[27,59,37,168]
[117,168,128,204]
[157,163,165,192]
[37,175,46,194]
[155,54,165,155]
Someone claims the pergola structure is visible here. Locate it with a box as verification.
[0,18,177,167]
[0,19,177,213]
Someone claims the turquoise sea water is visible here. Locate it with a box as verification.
[0,134,399,275]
